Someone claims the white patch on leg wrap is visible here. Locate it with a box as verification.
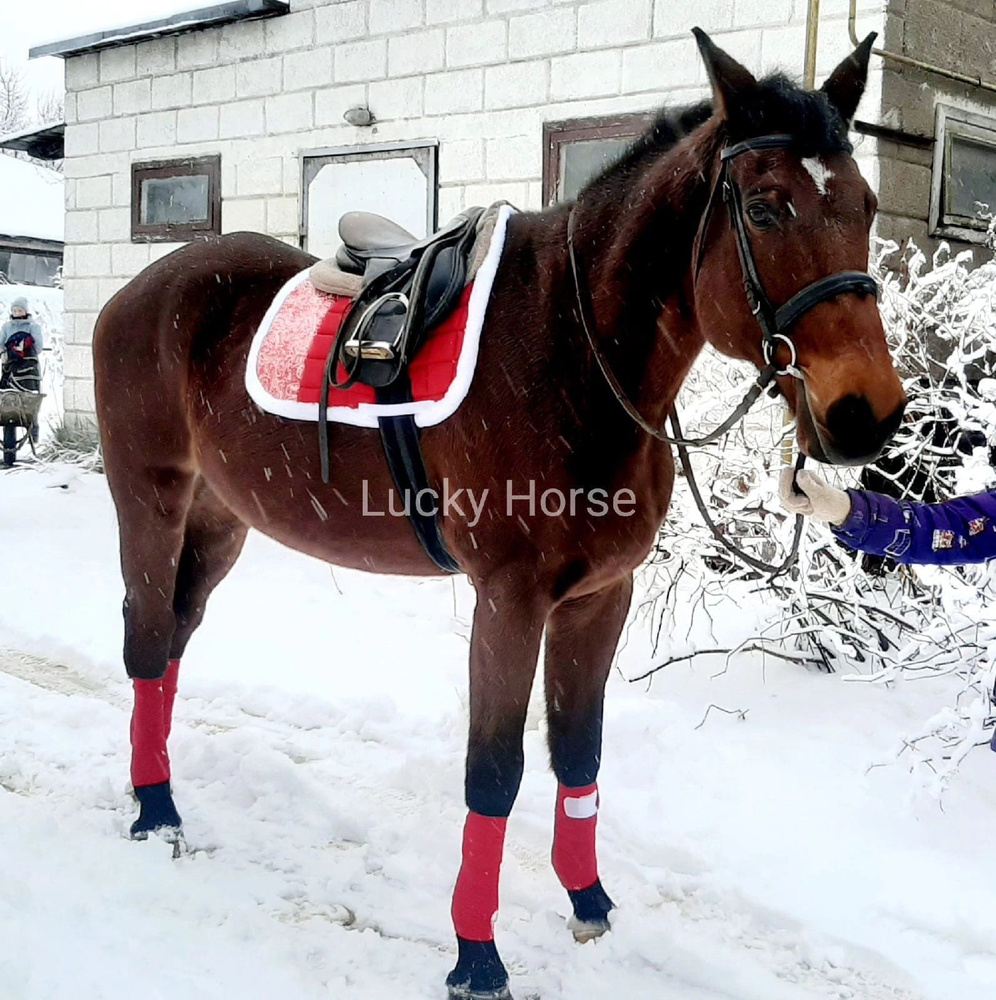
[564,790,598,820]
[801,157,833,196]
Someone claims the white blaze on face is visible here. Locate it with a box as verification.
[801,157,834,197]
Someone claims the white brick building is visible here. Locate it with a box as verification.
[23,0,996,428]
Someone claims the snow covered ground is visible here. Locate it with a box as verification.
[2,464,996,1000]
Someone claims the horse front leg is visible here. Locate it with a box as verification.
[446,579,547,1000]
[544,576,633,942]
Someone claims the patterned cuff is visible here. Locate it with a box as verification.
[831,489,872,550]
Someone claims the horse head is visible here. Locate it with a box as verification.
[690,30,906,466]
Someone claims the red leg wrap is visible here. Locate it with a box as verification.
[130,677,170,788]
[162,659,180,741]
[552,782,600,892]
[451,812,508,942]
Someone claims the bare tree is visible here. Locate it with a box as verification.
[36,89,65,127]
[0,60,31,137]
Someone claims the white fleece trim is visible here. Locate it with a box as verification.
[245,204,514,429]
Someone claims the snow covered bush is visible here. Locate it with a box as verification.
[639,234,996,785]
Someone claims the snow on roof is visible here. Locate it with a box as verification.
[30,1,290,59]
[0,156,65,244]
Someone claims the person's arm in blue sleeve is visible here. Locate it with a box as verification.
[29,319,43,353]
[832,489,996,565]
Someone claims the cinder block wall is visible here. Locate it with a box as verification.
[876,0,996,252]
[60,0,881,428]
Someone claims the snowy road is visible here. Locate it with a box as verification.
[2,466,995,1000]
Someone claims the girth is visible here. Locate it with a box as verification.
[319,209,484,574]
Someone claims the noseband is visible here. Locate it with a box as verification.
[566,132,880,577]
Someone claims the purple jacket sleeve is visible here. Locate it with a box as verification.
[831,489,996,564]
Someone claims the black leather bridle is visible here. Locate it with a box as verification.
[567,132,880,577]
[696,133,878,385]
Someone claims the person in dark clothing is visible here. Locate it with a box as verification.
[1,297,44,445]
[2,296,43,391]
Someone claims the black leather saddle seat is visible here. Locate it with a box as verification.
[341,212,418,252]
[335,211,474,281]
[335,212,420,278]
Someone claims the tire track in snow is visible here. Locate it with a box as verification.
[0,647,121,703]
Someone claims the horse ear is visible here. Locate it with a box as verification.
[821,33,876,125]
[692,27,757,121]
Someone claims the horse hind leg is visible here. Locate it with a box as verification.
[167,482,250,727]
[129,481,249,842]
[544,576,632,943]
[111,463,196,842]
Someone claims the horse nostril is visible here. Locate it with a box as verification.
[823,393,901,462]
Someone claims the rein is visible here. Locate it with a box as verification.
[567,132,879,578]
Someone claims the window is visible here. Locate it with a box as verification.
[930,105,996,243]
[0,249,62,287]
[131,155,221,242]
[543,113,652,206]
[300,142,438,259]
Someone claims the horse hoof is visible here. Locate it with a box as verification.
[446,939,512,1000]
[567,879,614,942]
[130,781,183,842]
[447,985,513,1000]
[569,915,611,944]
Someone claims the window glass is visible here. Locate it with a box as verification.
[544,115,649,206]
[0,252,61,287]
[33,255,61,286]
[131,156,221,242]
[559,137,634,203]
[8,253,33,284]
[946,135,996,224]
[140,174,210,226]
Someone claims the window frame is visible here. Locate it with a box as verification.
[131,155,222,243]
[299,140,438,253]
[930,104,996,244]
[542,113,652,207]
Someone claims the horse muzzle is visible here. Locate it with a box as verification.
[796,383,906,466]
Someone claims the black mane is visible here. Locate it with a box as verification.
[580,74,851,205]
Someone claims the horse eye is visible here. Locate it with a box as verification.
[746,202,773,228]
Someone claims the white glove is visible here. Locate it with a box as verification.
[778,468,852,526]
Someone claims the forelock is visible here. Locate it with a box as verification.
[724,74,852,157]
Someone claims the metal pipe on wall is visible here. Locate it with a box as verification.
[804,0,820,89]
[849,0,996,95]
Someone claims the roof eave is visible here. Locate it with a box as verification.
[0,123,66,160]
[29,0,290,60]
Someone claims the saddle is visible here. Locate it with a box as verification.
[321,208,483,395]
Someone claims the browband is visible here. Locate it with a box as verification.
[721,133,854,161]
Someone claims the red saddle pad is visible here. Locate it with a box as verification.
[246,205,512,429]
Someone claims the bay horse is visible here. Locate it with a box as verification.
[94,30,905,1000]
